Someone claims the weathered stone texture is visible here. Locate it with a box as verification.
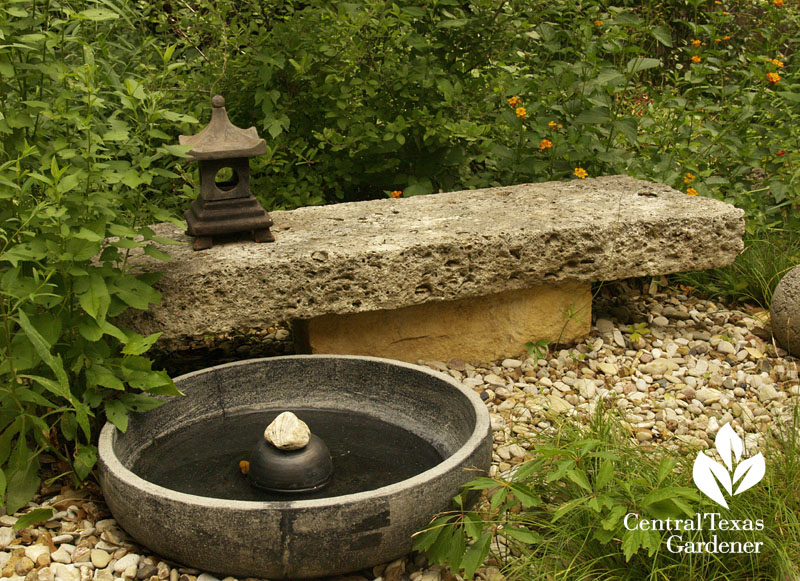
[122,175,744,345]
[770,264,800,356]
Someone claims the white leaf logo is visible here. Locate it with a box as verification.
[692,423,765,508]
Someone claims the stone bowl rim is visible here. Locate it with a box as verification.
[98,354,491,510]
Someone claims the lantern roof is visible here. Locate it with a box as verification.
[179,95,267,160]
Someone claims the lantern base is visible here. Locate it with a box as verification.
[184,195,274,251]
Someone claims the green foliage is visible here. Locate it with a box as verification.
[676,226,800,308]
[415,406,800,579]
[625,322,652,343]
[149,0,800,234]
[524,339,551,362]
[0,0,190,513]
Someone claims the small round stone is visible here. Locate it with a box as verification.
[90,549,111,569]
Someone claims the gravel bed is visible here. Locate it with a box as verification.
[1,289,797,581]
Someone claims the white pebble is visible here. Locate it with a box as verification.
[112,554,139,574]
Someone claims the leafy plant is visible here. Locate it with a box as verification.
[415,405,800,580]
[625,322,652,343]
[524,339,551,362]
[0,0,191,514]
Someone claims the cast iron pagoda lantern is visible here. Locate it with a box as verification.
[179,95,274,251]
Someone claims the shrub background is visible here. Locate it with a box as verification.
[1,0,799,514]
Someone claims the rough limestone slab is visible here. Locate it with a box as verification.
[123,175,744,348]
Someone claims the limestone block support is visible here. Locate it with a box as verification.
[294,283,591,363]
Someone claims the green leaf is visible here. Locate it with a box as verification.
[0,419,22,466]
[78,8,119,21]
[626,57,661,75]
[119,393,168,413]
[412,515,453,552]
[102,128,129,141]
[656,457,677,485]
[463,512,484,540]
[73,402,92,440]
[73,227,103,242]
[466,477,502,490]
[651,25,673,47]
[509,482,540,507]
[60,413,77,441]
[614,118,639,145]
[595,459,614,490]
[553,496,589,522]
[75,272,110,322]
[575,107,610,124]
[6,456,40,514]
[86,365,125,390]
[143,244,171,261]
[78,319,104,341]
[503,526,542,544]
[100,321,129,343]
[621,528,646,561]
[567,469,593,492]
[0,470,5,500]
[73,446,97,480]
[17,311,70,399]
[489,487,508,510]
[104,400,129,433]
[594,68,626,87]
[437,18,469,28]
[601,504,628,530]
[445,528,466,571]
[15,389,56,408]
[122,332,162,356]
[461,533,491,579]
[13,508,53,530]
[643,486,698,507]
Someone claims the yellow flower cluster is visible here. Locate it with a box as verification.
[686,188,699,196]
[507,96,521,107]
[691,55,702,64]
[691,39,702,47]
[773,0,784,7]
[390,190,403,198]
[684,173,696,184]
[548,120,563,130]
[772,59,785,68]
[539,139,553,151]
[515,106,526,119]
[594,20,603,27]
[574,168,588,179]
[767,72,781,84]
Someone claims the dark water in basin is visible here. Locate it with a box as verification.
[131,408,443,501]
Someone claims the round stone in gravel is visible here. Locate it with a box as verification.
[771,264,800,356]
[15,557,34,576]
[51,549,71,565]
[24,546,50,562]
[758,384,782,403]
[597,362,618,375]
[52,563,80,581]
[113,554,140,574]
[90,550,111,569]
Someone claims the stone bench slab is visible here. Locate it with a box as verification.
[124,175,744,357]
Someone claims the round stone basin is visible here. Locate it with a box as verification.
[98,355,492,579]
